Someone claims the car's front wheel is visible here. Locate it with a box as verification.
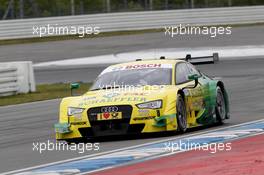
[215,86,226,124]
[176,94,187,132]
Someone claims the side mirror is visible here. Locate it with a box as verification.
[70,83,80,96]
[188,74,199,88]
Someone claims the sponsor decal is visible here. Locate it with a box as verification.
[103,92,120,99]
[78,97,96,107]
[101,64,173,74]
[111,112,120,119]
[78,97,147,106]
[102,113,110,119]
[125,64,162,69]
[124,92,148,96]
[83,96,96,101]
[97,112,122,120]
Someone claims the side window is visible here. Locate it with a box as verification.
[176,63,189,84]
[186,63,201,76]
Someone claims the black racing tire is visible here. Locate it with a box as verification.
[215,86,226,124]
[176,94,187,133]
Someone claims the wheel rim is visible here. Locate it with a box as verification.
[217,89,226,120]
[178,98,187,129]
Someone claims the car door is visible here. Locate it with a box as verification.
[186,63,216,124]
[186,62,214,124]
[175,62,205,126]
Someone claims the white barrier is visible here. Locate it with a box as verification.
[0,5,264,40]
[0,62,36,96]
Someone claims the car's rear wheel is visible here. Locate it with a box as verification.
[215,86,226,124]
[176,94,187,132]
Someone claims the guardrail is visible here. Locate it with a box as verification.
[0,5,264,40]
[0,62,36,97]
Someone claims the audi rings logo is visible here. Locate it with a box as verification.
[101,106,118,113]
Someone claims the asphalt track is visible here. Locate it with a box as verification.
[0,57,264,173]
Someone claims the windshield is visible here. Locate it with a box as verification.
[90,68,172,90]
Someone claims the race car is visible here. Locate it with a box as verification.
[55,53,230,141]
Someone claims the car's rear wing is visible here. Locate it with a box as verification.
[158,53,219,64]
[184,53,219,64]
[137,53,219,64]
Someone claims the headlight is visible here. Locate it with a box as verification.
[136,100,162,109]
[67,107,85,116]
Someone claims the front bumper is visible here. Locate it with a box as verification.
[55,105,177,140]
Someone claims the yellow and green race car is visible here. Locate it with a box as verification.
[55,54,229,141]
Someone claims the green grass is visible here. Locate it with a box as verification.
[0,83,92,106]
